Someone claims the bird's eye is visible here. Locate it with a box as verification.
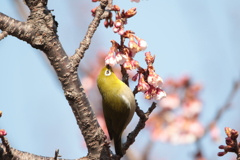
[105,69,111,76]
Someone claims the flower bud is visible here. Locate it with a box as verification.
[115,52,127,64]
[217,152,226,157]
[218,145,225,149]
[135,36,147,51]
[105,49,116,67]
[145,52,155,65]
[125,7,137,18]
[132,73,139,81]
[112,5,120,11]
[154,88,166,100]
[104,19,109,28]
[0,129,7,137]
[113,27,119,33]
[114,19,122,28]
[137,74,150,92]
[230,129,239,139]
[225,127,232,137]
[123,59,132,70]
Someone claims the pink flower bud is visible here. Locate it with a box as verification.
[154,88,166,100]
[128,36,140,57]
[138,39,148,51]
[217,152,226,157]
[105,50,116,67]
[91,7,97,17]
[137,74,150,92]
[123,59,132,70]
[144,90,152,100]
[145,52,155,65]
[218,145,225,149]
[147,68,163,88]
[114,20,122,28]
[124,7,137,18]
[118,28,125,35]
[130,59,139,69]
[113,27,119,33]
[112,5,120,11]
[0,129,7,137]
[132,73,139,81]
[225,137,233,146]
[104,19,109,28]
[135,36,147,51]
[109,19,114,27]
[225,127,232,137]
[115,52,127,64]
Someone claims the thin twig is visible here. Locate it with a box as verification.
[54,149,60,160]
[70,0,108,67]
[202,80,240,139]
[0,137,13,158]
[122,102,157,154]
[0,31,8,41]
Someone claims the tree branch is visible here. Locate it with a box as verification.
[122,102,157,154]
[0,31,8,40]
[0,0,109,159]
[70,0,108,68]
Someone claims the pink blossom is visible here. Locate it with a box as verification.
[160,93,180,110]
[128,36,140,57]
[113,27,119,33]
[147,69,163,88]
[115,52,127,64]
[104,19,108,28]
[210,123,221,142]
[123,59,132,70]
[130,59,139,69]
[154,88,166,100]
[114,21,122,28]
[137,74,150,92]
[135,36,147,51]
[105,50,116,66]
[182,99,202,118]
[188,121,204,138]
[132,73,138,81]
[118,28,125,35]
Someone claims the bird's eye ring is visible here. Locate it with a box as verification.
[105,70,111,76]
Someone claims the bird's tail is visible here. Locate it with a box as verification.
[114,136,123,156]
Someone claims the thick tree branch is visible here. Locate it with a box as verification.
[70,0,108,68]
[0,0,110,159]
[0,13,32,42]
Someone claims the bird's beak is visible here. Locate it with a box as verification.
[106,64,112,70]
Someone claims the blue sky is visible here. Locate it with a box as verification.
[0,0,240,160]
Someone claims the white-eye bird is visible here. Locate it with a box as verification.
[97,65,136,156]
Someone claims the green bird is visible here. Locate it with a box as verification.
[97,65,136,156]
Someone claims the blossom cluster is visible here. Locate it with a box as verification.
[146,76,207,144]
[92,4,166,100]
